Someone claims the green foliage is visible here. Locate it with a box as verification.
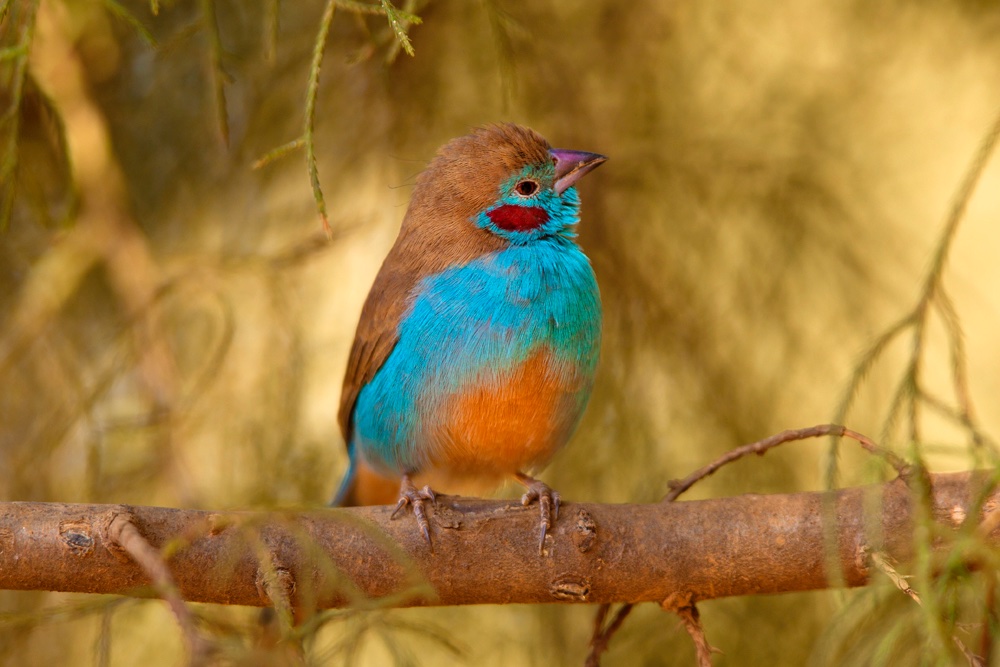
[102,0,156,46]
[829,110,1000,487]
[0,0,39,230]
[378,0,421,58]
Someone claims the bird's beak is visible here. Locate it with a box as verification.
[550,149,607,195]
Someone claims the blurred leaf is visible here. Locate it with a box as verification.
[253,136,305,170]
[304,0,336,233]
[102,0,157,47]
[200,0,229,145]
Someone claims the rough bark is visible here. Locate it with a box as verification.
[0,472,996,610]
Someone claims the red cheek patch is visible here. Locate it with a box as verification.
[487,205,549,232]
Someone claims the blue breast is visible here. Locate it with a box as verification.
[352,236,601,476]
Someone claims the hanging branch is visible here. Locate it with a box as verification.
[828,108,1000,487]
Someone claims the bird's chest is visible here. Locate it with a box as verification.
[385,243,601,475]
[405,244,601,394]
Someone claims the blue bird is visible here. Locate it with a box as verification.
[333,124,605,549]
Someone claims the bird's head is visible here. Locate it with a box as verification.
[403,124,606,248]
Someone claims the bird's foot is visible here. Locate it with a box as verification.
[516,472,560,554]
[391,474,436,548]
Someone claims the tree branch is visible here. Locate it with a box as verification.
[585,603,633,667]
[0,472,996,610]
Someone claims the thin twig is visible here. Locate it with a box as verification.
[920,390,998,456]
[879,366,918,450]
[977,505,1000,539]
[107,513,212,663]
[253,136,306,170]
[926,108,1000,288]
[0,0,40,231]
[379,0,419,57]
[662,595,717,667]
[865,548,984,667]
[199,0,229,146]
[664,424,906,502]
[828,106,1000,487]
[868,550,920,604]
[979,576,997,665]
[584,603,633,667]
[932,287,977,437]
[304,0,336,238]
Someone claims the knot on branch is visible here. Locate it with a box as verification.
[550,574,591,601]
[58,520,95,557]
[573,509,598,553]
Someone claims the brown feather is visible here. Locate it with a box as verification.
[336,458,402,506]
[337,124,553,441]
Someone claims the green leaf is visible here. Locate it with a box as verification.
[379,0,419,57]
[253,137,306,171]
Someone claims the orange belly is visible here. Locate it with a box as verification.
[427,349,586,481]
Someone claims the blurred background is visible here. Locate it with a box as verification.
[2,0,1000,665]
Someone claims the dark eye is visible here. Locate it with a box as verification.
[515,180,539,197]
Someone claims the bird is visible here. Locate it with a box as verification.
[332,123,605,552]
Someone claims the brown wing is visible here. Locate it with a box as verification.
[337,257,422,442]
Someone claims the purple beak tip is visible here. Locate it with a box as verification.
[550,148,607,195]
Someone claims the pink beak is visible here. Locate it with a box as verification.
[550,149,607,195]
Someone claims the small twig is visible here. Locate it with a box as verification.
[956,635,987,667]
[252,136,306,171]
[584,603,633,667]
[664,424,906,502]
[827,107,1000,488]
[981,575,998,665]
[932,287,977,434]
[920,389,999,458]
[678,606,714,667]
[379,0,420,57]
[199,0,229,146]
[978,505,1000,540]
[662,595,717,667]
[868,550,920,604]
[107,513,212,663]
[865,547,984,667]
[304,0,337,238]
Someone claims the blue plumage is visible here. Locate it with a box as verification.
[333,124,605,548]
[351,218,601,476]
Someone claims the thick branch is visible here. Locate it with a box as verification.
[0,472,996,609]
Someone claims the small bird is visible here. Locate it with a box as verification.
[332,124,605,551]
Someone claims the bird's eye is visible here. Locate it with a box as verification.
[514,179,539,197]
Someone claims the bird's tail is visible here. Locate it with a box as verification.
[330,454,358,506]
[330,452,402,507]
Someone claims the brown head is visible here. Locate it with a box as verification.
[393,123,606,259]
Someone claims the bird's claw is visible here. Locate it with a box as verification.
[391,475,436,548]
[518,474,560,554]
